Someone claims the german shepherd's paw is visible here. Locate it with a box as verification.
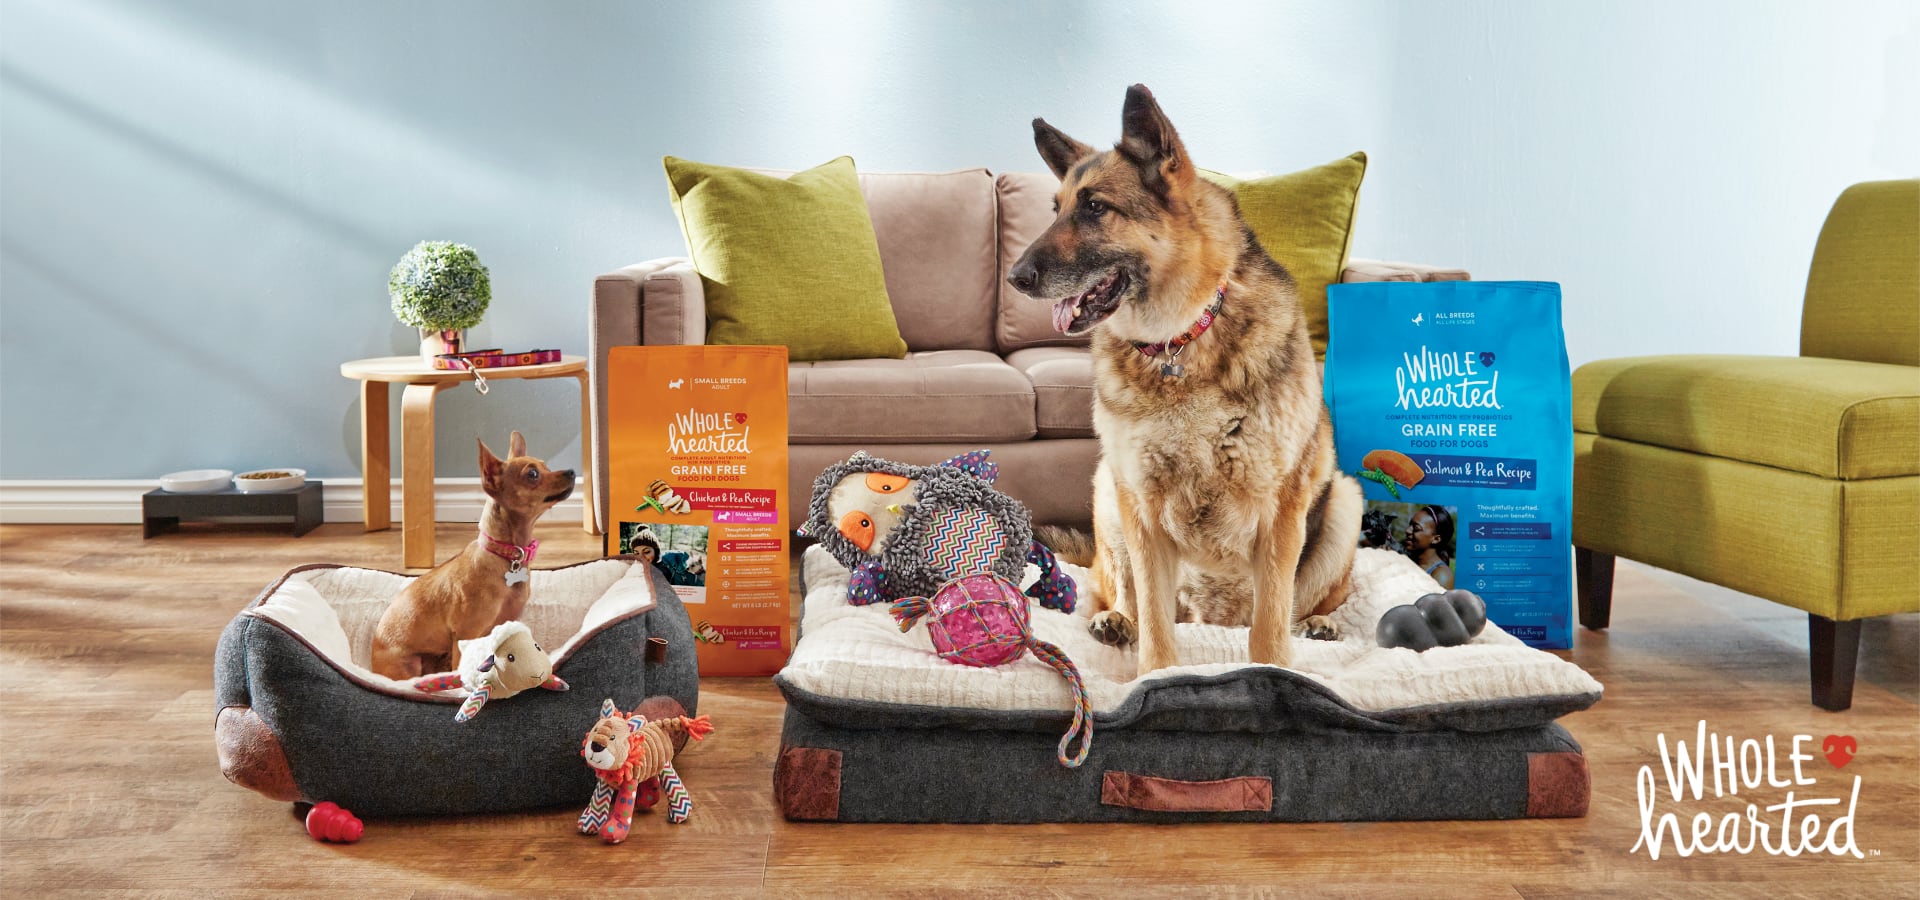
[1089,610,1137,646]
[1298,615,1341,642]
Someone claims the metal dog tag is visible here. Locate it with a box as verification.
[504,566,529,587]
[1161,363,1184,378]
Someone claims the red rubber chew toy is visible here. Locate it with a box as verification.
[305,801,364,843]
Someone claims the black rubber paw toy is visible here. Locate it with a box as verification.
[1375,589,1489,651]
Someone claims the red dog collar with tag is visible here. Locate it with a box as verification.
[1132,282,1226,359]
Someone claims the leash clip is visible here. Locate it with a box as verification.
[452,356,489,395]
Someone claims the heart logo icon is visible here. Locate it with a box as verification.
[1479,351,1496,367]
[735,412,748,424]
[1823,735,1857,769]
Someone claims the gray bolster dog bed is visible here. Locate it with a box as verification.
[774,546,1600,823]
[214,557,697,817]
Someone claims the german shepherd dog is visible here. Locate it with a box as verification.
[1009,85,1362,675]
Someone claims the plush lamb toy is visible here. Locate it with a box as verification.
[798,450,1077,612]
[411,621,568,722]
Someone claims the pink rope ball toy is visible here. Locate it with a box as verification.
[889,572,1092,767]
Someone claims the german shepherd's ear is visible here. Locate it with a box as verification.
[1117,83,1193,201]
[1032,118,1094,180]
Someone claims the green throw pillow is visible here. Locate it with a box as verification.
[663,155,908,361]
[1202,152,1367,359]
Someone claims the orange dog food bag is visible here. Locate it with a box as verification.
[606,346,790,676]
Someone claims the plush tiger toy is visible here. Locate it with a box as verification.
[578,698,713,843]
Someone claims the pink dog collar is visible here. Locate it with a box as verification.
[478,526,538,570]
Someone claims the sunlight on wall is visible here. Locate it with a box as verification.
[2,0,1914,479]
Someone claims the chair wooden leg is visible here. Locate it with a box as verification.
[1575,547,1614,630]
[1809,614,1862,711]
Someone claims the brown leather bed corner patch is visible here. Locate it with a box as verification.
[1100,772,1272,813]
[775,746,843,821]
[1527,751,1591,818]
[216,706,301,802]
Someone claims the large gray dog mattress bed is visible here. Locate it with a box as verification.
[214,557,697,817]
[775,547,1599,823]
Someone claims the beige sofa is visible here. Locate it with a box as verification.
[590,167,1463,529]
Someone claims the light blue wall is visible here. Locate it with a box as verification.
[3,0,1914,479]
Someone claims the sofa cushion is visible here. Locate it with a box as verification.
[1572,354,1920,480]
[790,350,1037,444]
[860,170,1000,353]
[663,156,907,362]
[1575,433,1920,621]
[996,172,1091,353]
[1005,347,1094,438]
[1202,153,1369,361]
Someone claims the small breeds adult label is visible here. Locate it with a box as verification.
[608,345,790,675]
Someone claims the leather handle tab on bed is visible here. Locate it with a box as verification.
[1099,772,1273,813]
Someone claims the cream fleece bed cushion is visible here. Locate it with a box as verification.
[779,545,1602,732]
[246,559,656,693]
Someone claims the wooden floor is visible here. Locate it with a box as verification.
[2,522,1915,897]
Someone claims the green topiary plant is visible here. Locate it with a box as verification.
[389,241,491,331]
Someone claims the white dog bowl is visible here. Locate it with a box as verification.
[159,469,233,493]
[234,469,307,493]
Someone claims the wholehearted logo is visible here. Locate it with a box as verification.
[1479,351,1496,368]
[1633,721,1871,860]
[1823,735,1857,769]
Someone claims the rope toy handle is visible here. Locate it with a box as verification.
[888,596,933,632]
[1028,637,1093,767]
[1003,583,1093,768]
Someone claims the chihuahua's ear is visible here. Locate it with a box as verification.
[479,438,503,489]
[1117,83,1193,203]
[508,430,527,459]
[1033,118,1094,181]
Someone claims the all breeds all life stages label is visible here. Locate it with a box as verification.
[607,346,791,675]
[1326,281,1575,649]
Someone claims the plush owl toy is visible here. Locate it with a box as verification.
[798,451,1077,612]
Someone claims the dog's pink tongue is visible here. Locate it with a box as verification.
[1052,298,1076,333]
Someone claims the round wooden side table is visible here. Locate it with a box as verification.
[340,354,598,568]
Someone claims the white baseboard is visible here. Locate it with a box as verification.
[0,478,587,525]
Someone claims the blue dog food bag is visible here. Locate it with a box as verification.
[1325,281,1574,649]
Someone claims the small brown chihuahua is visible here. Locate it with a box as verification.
[371,431,576,680]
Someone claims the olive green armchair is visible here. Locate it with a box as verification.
[1572,179,1920,711]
